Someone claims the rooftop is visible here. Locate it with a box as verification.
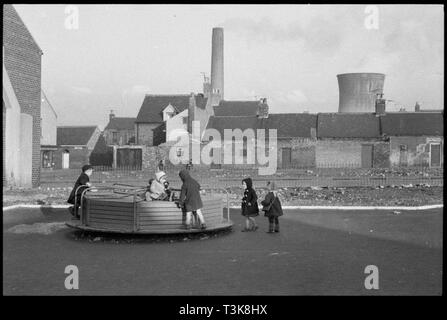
[136,94,207,123]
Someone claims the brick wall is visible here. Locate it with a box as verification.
[315,139,390,167]
[389,136,443,167]
[373,141,390,167]
[136,123,160,146]
[316,139,390,168]
[278,138,316,168]
[3,103,6,186]
[3,5,42,187]
[104,129,135,145]
[142,145,172,171]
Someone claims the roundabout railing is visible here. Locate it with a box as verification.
[73,184,232,230]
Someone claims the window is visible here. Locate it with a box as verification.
[177,148,183,157]
[42,151,54,168]
[112,132,118,144]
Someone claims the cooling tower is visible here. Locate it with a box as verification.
[210,27,224,100]
[337,73,385,113]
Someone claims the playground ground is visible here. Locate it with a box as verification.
[3,206,442,296]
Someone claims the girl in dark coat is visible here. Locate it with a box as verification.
[67,164,93,219]
[241,177,259,232]
[261,181,283,233]
[177,169,206,230]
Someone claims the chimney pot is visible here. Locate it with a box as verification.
[375,97,386,116]
[415,102,421,112]
[257,98,269,118]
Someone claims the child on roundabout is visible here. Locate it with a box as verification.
[67,164,94,219]
[261,181,283,233]
[176,169,206,230]
[146,170,172,201]
[241,177,259,232]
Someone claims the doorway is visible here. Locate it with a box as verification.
[399,145,408,167]
[62,150,70,169]
[282,148,292,168]
[361,144,373,168]
[430,143,441,167]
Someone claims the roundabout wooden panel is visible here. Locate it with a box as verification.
[66,189,233,234]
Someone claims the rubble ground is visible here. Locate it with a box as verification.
[3,185,443,207]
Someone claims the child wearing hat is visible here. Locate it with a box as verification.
[241,177,259,232]
[177,169,206,230]
[67,164,94,219]
[149,170,171,201]
[261,181,283,233]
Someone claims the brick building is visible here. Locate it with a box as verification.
[55,126,101,169]
[103,111,135,146]
[135,94,207,146]
[204,99,318,169]
[316,113,389,168]
[3,4,43,187]
[40,90,58,168]
[381,112,443,167]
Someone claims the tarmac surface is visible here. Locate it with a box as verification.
[3,206,442,295]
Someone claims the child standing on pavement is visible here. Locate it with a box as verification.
[261,181,283,233]
[241,177,259,232]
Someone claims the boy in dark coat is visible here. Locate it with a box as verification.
[67,164,93,219]
[177,169,206,230]
[241,177,259,232]
[261,181,283,233]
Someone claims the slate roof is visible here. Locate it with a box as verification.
[136,94,207,123]
[380,112,444,136]
[317,113,381,138]
[205,113,317,139]
[57,126,98,146]
[104,117,135,131]
[213,100,262,117]
[206,116,260,139]
[262,113,317,138]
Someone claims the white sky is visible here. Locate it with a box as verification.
[14,4,444,130]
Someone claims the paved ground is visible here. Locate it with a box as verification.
[3,207,442,295]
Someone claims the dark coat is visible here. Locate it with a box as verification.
[178,169,203,212]
[241,178,259,217]
[67,172,90,205]
[261,191,283,217]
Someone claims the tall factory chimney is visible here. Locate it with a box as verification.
[210,27,224,106]
[337,73,385,113]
